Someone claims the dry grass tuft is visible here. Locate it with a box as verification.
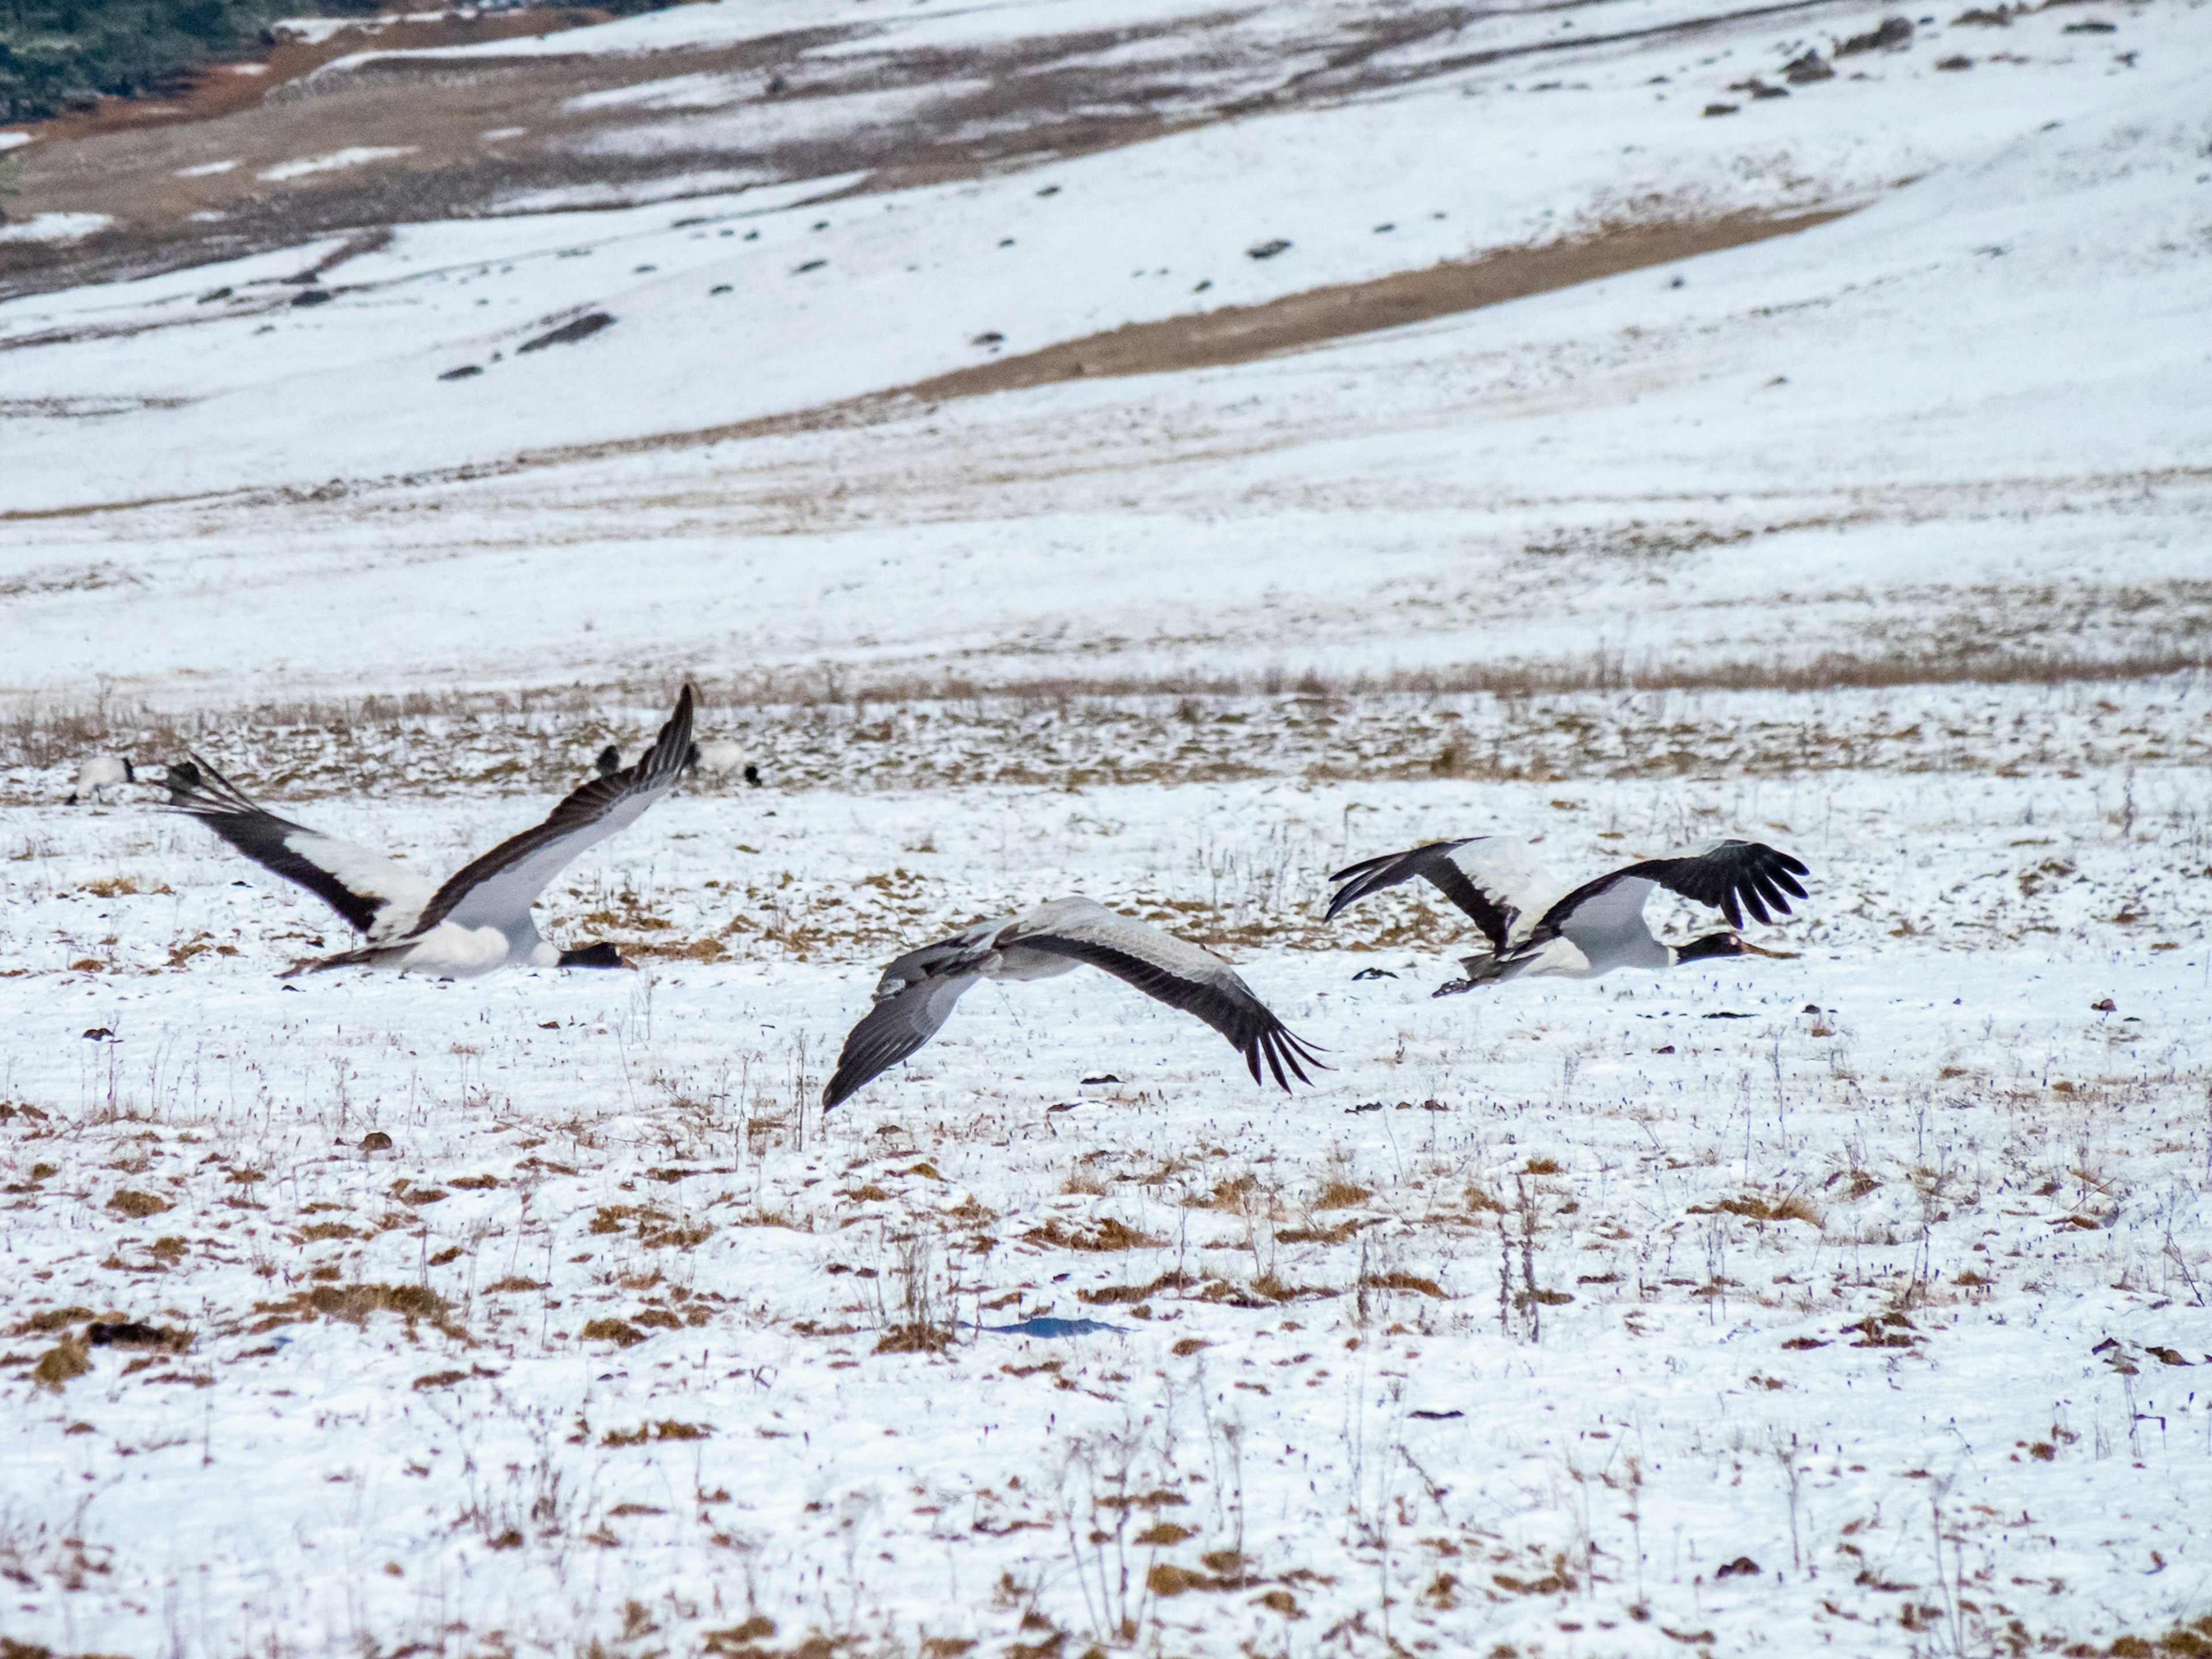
[1360,1272,1448,1299]
[602,1421,711,1446]
[107,1189,170,1218]
[580,1318,646,1347]
[1313,1182,1372,1210]
[1690,1194,1821,1225]
[32,1339,89,1392]
[1080,1271,1195,1306]
[1023,1217,1162,1252]
[873,1323,956,1354]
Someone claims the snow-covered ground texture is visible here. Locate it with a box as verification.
[5,679,2211,1657]
[3,0,2209,701]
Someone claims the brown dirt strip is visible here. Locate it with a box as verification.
[504,208,1852,467]
[0,9,613,145]
[0,209,1846,522]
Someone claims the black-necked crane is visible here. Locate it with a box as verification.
[1325,836,1806,993]
[825,896,1324,1108]
[168,687,695,978]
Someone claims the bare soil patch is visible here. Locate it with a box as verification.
[1,0,1851,300]
[504,211,1850,474]
[896,211,1850,394]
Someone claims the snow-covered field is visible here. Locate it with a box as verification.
[4,679,2210,1656]
[5,0,2211,1652]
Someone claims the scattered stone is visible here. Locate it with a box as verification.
[291,289,333,308]
[1836,15,1913,54]
[1703,102,1740,116]
[88,1320,188,1350]
[1783,50,1836,80]
[438,365,482,381]
[517,312,613,353]
[1246,238,1291,259]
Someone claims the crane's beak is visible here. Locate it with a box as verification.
[1737,938,1794,958]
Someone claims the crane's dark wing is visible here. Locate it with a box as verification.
[168,755,432,938]
[1325,838,1515,950]
[1014,910,1324,1092]
[823,972,984,1109]
[411,685,695,935]
[1533,840,1809,940]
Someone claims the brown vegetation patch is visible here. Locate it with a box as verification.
[251,1281,463,1340]
[12,1305,95,1336]
[1361,1271,1448,1298]
[32,1339,89,1391]
[107,1189,171,1218]
[874,1323,956,1354]
[1689,1194,1821,1225]
[1023,1216,1162,1252]
[602,1420,710,1446]
[1079,1270,1195,1306]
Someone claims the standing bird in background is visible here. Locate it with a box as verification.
[1325,836,1806,992]
[825,897,1324,1109]
[168,686,697,978]
[593,744,623,778]
[67,754,139,804]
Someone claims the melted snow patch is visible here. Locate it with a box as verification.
[258,145,416,182]
[0,131,33,151]
[176,159,240,177]
[564,70,764,113]
[0,213,112,244]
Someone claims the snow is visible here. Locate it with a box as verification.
[1,39,2206,693]
[3,0,2210,1649]
[256,145,420,182]
[0,131,34,151]
[0,211,112,244]
[2,683,2209,1654]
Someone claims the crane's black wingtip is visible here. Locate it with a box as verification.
[1247,1026,1330,1093]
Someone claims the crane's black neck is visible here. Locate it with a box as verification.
[558,942,626,969]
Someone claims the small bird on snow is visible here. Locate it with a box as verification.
[685,740,757,785]
[592,744,623,778]
[167,685,696,978]
[1325,836,1806,993]
[825,896,1324,1109]
[67,754,139,804]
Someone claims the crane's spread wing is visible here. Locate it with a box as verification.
[167,755,434,939]
[412,685,696,935]
[823,969,986,1109]
[1326,836,1565,950]
[1533,840,1809,941]
[1007,899,1324,1090]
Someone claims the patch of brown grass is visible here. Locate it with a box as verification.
[602,1420,711,1446]
[1024,1216,1162,1252]
[1361,1271,1447,1299]
[1079,1270,1195,1306]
